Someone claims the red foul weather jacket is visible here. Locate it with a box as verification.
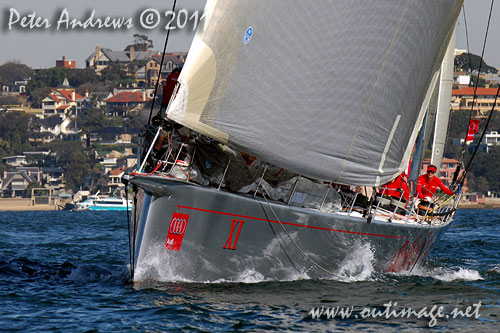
[416,174,454,199]
[161,72,180,106]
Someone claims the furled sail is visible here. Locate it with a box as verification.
[432,29,456,175]
[167,0,464,185]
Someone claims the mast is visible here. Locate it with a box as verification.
[431,28,456,176]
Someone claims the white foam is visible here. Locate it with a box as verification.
[225,268,265,283]
[134,244,194,283]
[335,242,375,282]
[410,265,483,282]
[134,240,318,283]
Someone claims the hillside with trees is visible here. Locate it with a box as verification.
[0,62,33,86]
[444,110,500,194]
[454,52,498,74]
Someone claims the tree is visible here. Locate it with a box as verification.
[29,87,52,108]
[0,62,33,86]
[0,112,39,157]
[128,34,154,51]
[65,150,90,191]
[469,75,486,88]
[466,146,500,193]
[67,68,99,87]
[0,96,21,106]
[27,67,71,92]
[43,140,93,191]
[78,108,123,134]
[99,62,135,87]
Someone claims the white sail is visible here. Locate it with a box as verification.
[431,29,456,175]
[168,0,463,185]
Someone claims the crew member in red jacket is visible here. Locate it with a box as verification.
[382,172,410,203]
[416,164,454,200]
[161,68,181,108]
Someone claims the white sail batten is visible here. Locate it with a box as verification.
[432,29,457,175]
[168,0,463,185]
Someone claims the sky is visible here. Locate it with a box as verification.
[0,0,499,69]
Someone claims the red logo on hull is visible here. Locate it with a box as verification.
[165,212,190,251]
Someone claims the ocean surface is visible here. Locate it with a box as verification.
[0,209,498,331]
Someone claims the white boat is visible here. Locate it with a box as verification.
[74,194,132,211]
[125,0,465,282]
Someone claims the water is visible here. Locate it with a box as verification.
[0,210,498,331]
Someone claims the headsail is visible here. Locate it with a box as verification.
[167,0,463,185]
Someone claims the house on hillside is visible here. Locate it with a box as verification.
[28,131,57,145]
[23,151,51,165]
[451,87,498,117]
[1,167,41,197]
[56,56,76,68]
[93,127,138,145]
[81,91,113,110]
[41,167,65,192]
[135,53,185,87]
[104,167,127,196]
[453,71,470,88]
[100,158,118,174]
[39,117,64,136]
[1,79,30,96]
[42,78,84,117]
[85,46,151,73]
[105,91,150,116]
[117,155,137,169]
[2,156,27,167]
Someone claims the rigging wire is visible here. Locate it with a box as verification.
[459,1,494,155]
[462,5,473,75]
[459,85,500,185]
[454,0,496,185]
[458,4,473,163]
[147,0,178,126]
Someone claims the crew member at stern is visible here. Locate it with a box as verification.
[416,164,454,201]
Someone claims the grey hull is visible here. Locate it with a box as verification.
[130,175,451,282]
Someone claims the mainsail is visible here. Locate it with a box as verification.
[167,0,463,186]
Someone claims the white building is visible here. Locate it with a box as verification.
[482,131,500,146]
[42,79,84,117]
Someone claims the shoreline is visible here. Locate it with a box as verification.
[0,198,64,211]
[457,203,500,209]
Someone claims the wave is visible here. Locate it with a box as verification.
[67,263,130,284]
[0,257,75,280]
[0,257,129,284]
